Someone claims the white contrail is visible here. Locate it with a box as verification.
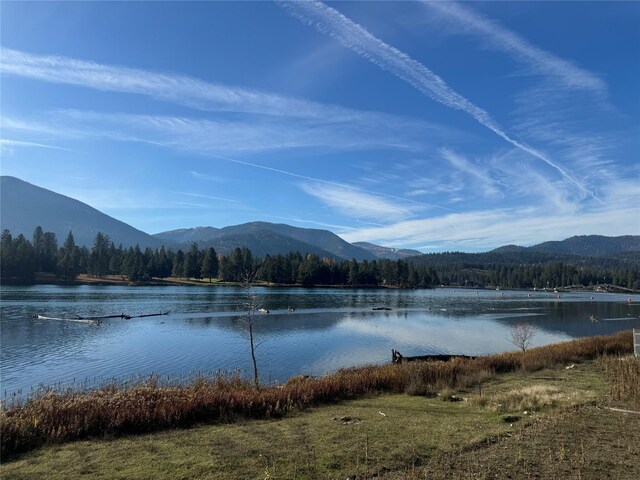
[421,1,606,93]
[278,1,595,198]
[200,151,457,213]
[0,138,80,152]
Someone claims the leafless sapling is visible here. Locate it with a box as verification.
[508,322,537,353]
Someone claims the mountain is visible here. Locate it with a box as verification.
[5,176,636,263]
[352,241,423,260]
[0,176,166,248]
[154,222,376,260]
[528,235,640,256]
[240,222,374,260]
[154,226,220,244]
[490,244,528,254]
[491,235,640,257]
[196,230,339,259]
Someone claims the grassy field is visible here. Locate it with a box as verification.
[4,357,637,480]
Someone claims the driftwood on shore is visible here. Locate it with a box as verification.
[391,349,475,364]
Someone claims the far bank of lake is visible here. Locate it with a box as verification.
[1,285,639,398]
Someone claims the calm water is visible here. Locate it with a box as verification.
[1,285,639,398]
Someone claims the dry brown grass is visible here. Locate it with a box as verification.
[598,354,640,408]
[0,330,632,459]
[473,385,569,413]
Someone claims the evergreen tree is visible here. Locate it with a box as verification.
[88,232,111,277]
[42,232,58,272]
[156,246,172,279]
[183,243,201,279]
[201,247,219,282]
[0,229,15,280]
[172,250,185,278]
[57,231,79,283]
[32,226,45,272]
[348,259,360,286]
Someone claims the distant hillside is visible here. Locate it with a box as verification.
[529,235,640,256]
[0,176,166,248]
[491,235,640,257]
[201,227,339,259]
[352,241,423,260]
[154,222,375,260]
[154,226,220,244]
[490,244,528,254]
[410,250,640,270]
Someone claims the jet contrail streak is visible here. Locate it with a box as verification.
[278,1,596,199]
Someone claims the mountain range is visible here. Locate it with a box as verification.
[154,223,376,260]
[1,176,638,260]
[0,176,166,249]
[492,236,640,257]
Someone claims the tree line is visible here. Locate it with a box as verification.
[1,227,638,291]
[0,227,437,287]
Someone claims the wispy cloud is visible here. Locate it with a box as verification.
[419,2,622,201]
[421,1,607,93]
[3,108,430,155]
[190,171,229,183]
[510,85,621,197]
[263,215,355,232]
[439,148,502,199]
[0,138,78,152]
[4,110,457,215]
[341,204,639,251]
[278,1,594,198]
[174,191,242,204]
[299,182,418,222]
[0,47,335,120]
[0,46,460,141]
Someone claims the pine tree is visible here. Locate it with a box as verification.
[32,226,45,272]
[57,231,79,283]
[201,247,219,282]
[172,250,185,278]
[89,232,111,277]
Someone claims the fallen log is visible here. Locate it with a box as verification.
[391,349,475,364]
[84,314,131,320]
[130,311,170,319]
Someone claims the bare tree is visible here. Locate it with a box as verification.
[508,322,537,352]
[240,269,264,389]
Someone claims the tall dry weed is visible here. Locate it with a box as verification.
[598,354,640,408]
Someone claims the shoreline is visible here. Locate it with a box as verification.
[1,331,634,460]
[3,273,636,294]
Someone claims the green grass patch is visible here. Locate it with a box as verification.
[1,360,615,480]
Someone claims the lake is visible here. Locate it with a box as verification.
[1,285,639,399]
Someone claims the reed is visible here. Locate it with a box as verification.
[598,354,640,407]
[1,330,632,458]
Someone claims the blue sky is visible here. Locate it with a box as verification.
[1,1,639,252]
